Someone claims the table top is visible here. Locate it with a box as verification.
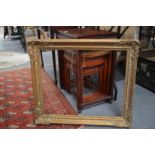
[56,28,117,39]
[50,26,79,32]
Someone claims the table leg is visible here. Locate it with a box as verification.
[58,50,65,89]
[40,51,44,68]
[111,52,117,101]
[52,50,57,85]
[107,51,117,102]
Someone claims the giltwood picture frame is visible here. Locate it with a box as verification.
[28,39,139,128]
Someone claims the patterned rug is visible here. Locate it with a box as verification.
[0,68,82,129]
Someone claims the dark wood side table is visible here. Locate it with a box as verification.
[48,27,100,85]
[56,29,118,110]
[49,26,79,85]
[56,28,117,86]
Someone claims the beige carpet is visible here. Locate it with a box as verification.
[0,51,30,70]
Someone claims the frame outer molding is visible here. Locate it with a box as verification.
[28,39,139,128]
[123,42,139,124]
[28,45,43,117]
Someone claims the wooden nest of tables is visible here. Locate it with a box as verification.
[56,28,118,112]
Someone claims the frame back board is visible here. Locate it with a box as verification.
[28,39,139,128]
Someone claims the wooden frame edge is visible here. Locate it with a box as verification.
[35,114,130,128]
[28,39,139,128]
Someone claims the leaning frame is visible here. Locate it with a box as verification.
[28,39,139,128]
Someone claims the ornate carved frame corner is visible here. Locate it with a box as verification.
[28,39,139,128]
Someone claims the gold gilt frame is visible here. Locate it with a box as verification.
[28,39,139,128]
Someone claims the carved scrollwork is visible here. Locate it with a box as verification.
[28,39,139,128]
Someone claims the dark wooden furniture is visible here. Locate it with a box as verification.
[56,28,118,111]
[49,26,79,85]
[109,26,129,39]
[19,26,27,53]
[4,26,8,39]
[4,26,21,39]
[37,26,100,84]
[64,50,115,111]
[139,26,155,49]
[34,26,80,85]
[136,50,155,93]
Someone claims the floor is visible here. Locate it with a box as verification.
[0,27,30,71]
[0,26,155,129]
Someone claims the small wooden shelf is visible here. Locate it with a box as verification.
[83,92,111,106]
